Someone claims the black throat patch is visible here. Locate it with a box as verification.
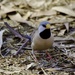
[40,29,51,39]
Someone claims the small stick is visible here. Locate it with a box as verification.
[15,39,29,55]
[4,22,23,39]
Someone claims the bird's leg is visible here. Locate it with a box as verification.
[45,50,52,60]
[31,50,38,62]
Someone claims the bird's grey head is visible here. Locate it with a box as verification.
[38,21,51,39]
[38,21,50,33]
[40,21,50,25]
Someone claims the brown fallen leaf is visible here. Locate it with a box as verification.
[64,22,69,32]
[31,10,57,18]
[0,66,25,74]
[23,11,32,20]
[69,1,75,9]
[8,13,33,27]
[52,6,75,17]
[0,69,21,74]
[46,68,61,71]
[0,5,24,17]
[26,63,36,70]
[38,17,49,22]
[25,0,45,9]
[65,31,75,40]
[49,16,74,24]
[8,13,26,22]
[58,29,66,36]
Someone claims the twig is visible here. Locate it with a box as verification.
[41,68,48,75]
[4,22,31,55]
[4,22,23,40]
[46,67,75,72]
[4,22,31,41]
[15,39,29,55]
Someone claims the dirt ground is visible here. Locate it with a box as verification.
[0,0,75,75]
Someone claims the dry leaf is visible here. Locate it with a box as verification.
[26,0,45,9]
[0,30,6,49]
[26,63,36,70]
[8,13,26,22]
[38,17,49,22]
[8,13,33,27]
[58,29,66,36]
[68,53,75,58]
[0,69,21,74]
[31,10,56,18]
[11,50,17,54]
[13,0,27,6]
[54,36,75,41]
[65,31,75,40]
[52,6,75,17]
[46,68,61,71]
[8,13,29,23]
[54,37,66,41]
[49,16,74,23]
[69,1,75,9]
[0,5,24,16]
[23,11,32,20]
[64,22,69,32]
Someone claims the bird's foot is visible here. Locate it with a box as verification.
[31,50,39,62]
[46,51,52,60]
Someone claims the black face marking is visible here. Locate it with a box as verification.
[42,24,46,28]
[39,29,51,39]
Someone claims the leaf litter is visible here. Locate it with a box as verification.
[0,0,75,75]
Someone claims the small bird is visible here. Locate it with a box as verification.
[4,21,54,57]
[31,21,54,60]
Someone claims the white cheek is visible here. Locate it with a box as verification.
[38,26,45,33]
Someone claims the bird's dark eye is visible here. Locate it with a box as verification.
[42,24,46,27]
